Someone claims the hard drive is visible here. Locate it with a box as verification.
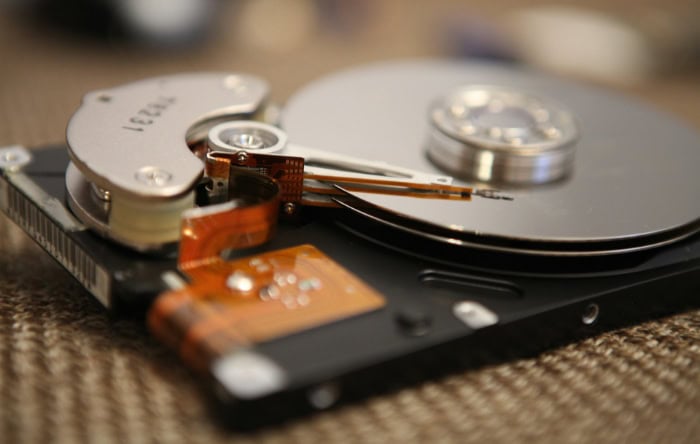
[1,60,698,427]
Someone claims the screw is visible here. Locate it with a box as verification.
[487,127,503,139]
[135,166,172,187]
[236,151,249,164]
[283,202,296,215]
[90,183,111,202]
[449,104,466,118]
[458,123,477,135]
[0,147,32,171]
[2,152,18,163]
[539,124,562,140]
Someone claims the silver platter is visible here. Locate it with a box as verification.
[282,60,700,256]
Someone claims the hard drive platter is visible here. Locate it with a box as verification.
[283,60,700,257]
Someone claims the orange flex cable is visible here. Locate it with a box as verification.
[178,171,281,272]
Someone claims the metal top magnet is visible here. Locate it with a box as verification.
[66,73,269,200]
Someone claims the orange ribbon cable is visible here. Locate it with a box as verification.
[147,168,385,372]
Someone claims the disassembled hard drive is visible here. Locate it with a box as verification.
[1,60,698,426]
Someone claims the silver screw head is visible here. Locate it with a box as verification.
[0,146,32,171]
[90,183,112,202]
[283,202,296,215]
[236,151,249,164]
[135,166,172,187]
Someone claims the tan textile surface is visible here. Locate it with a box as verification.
[1,3,699,442]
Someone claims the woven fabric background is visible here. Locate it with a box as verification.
[1,3,699,443]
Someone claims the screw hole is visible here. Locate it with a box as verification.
[581,303,599,325]
[307,382,341,410]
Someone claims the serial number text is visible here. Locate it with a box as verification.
[122,96,177,132]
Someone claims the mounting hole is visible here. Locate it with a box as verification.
[581,303,599,325]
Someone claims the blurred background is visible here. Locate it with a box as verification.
[1,0,700,149]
